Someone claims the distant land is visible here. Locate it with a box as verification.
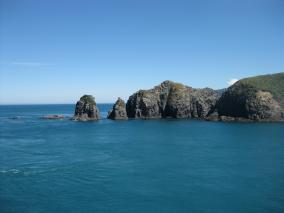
[73,72,284,122]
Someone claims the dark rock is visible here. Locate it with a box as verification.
[126,80,219,119]
[73,95,100,121]
[126,90,161,119]
[41,115,65,120]
[162,83,192,118]
[107,98,128,120]
[217,73,284,121]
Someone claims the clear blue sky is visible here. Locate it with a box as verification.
[0,0,283,104]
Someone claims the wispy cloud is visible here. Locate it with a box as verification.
[227,78,238,86]
[0,61,55,67]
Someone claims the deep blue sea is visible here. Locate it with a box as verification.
[0,104,284,213]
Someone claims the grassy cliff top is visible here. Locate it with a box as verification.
[237,72,284,105]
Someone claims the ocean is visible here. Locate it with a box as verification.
[0,104,284,213]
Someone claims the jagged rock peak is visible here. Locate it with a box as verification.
[126,80,219,119]
[73,95,100,121]
[107,97,128,120]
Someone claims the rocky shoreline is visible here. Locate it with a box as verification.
[73,73,284,122]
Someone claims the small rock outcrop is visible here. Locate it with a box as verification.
[107,98,128,120]
[41,115,65,120]
[73,95,100,121]
[126,80,219,119]
[217,73,284,121]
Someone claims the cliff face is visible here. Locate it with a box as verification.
[217,73,284,121]
[107,98,128,120]
[73,95,100,121]
[126,81,219,119]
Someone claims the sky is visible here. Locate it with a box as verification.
[0,0,284,104]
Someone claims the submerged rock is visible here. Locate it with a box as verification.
[107,98,128,120]
[41,115,65,120]
[9,116,21,120]
[73,95,100,121]
[126,80,219,119]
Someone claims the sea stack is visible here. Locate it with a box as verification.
[73,95,100,121]
[107,97,128,120]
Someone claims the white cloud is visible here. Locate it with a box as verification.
[227,78,238,86]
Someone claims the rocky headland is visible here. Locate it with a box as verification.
[73,72,284,122]
[217,72,284,121]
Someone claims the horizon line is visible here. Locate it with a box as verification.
[0,103,114,106]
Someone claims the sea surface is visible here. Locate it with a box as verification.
[0,104,284,213]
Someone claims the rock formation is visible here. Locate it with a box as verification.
[73,95,100,121]
[126,80,219,119]
[74,73,284,122]
[41,115,65,120]
[217,73,284,121]
[107,98,128,120]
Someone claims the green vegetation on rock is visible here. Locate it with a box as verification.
[237,72,284,106]
[74,94,100,120]
[170,82,185,90]
[217,72,284,120]
[80,95,96,105]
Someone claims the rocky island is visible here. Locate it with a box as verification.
[73,95,100,121]
[73,72,284,122]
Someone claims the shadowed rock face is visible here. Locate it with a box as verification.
[126,80,219,119]
[73,95,100,121]
[217,81,284,121]
[107,98,128,120]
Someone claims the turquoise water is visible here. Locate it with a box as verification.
[0,104,284,213]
